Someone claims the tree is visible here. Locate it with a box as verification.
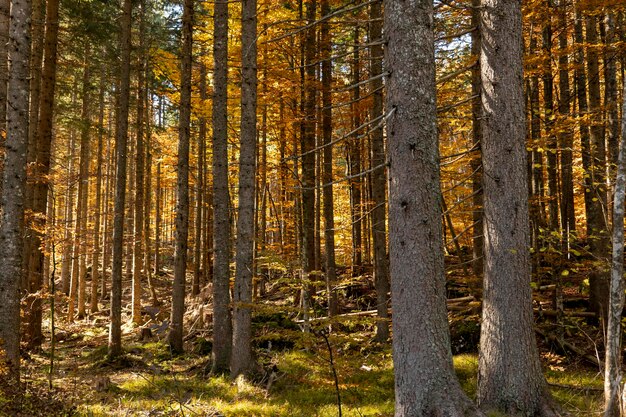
[109,0,133,358]
[385,0,480,414]
[231,0,258,378]
[369,0,389,341]
[168,0,194,354]
[477,0,557,414]
[603,82,626,417]
[0,0,32,381]
[210,0,232,375]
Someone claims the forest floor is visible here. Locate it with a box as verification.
[0,263,611,416]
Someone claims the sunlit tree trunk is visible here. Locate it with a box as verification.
[0,0,32,381]
[385,0,481,414]
[109,0,133,358]
[168,0,193,354]
[231,0,259,378]
[477,0,558,414]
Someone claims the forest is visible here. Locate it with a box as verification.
[1,0,626,415]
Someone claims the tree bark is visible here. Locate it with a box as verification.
[320,0,338,318]
[385,0,481,415]
[210,0,232,375]
[603,72,626,417]
[109,0,133,358]
[168,0,194,354]
[91,64,106,314]
[369,0,389,341]
[0,0,9,208]
[477,0,557,414]
[0,0,32,381]
[132,0,147,325]
[231,0,258,378]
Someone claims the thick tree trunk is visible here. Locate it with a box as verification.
[385,0,481,415]
[109,0,133,358]
[231,0,258,378]
[477,0,557,414]
[210,0,232,375]
[168,0,193,354]
[0,0,32,381]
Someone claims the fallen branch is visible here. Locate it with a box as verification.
[535,327,601,368]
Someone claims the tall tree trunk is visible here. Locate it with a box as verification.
[231,0,258,378]
[603,76,626,417]
[543,3,559,231]
[385,0,480,415]
[61,124,77,296]
[477,0,557,414]
[0,0,32,381]
[132,0,147,325]
[349,28,362,275]
[154,161,162,277]
[168,0,193,354]
[91,65,106,313]
[470,0,484,278]
[320,0,338,318]
[76,49,91,320]
[604,12,619,176]
[23,0,59,346]
[192,60,207,297]
[369,0,389,341]
[210,0,232,373]
[109,0,133,358]
[558,0,575,244]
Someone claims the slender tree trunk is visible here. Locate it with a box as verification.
[101,124,113,300]
[231,0,259,378]
[604,13,619,176]
[349,28,362,275]
[385,0,481,415]
[210,0,232,373]
[76,49,91,320]
[24,0,58,346]
[470,0,483,278]
[477,0,557,414]
[542,3,559,231]
[61,125,77,296]
[320,0,338,318]
[154,161,162,277]
[132,0,146,325]
[369,0,389,341]
[192,60,206,297]
[168,0,193,354]
[109,0,133,358]
[91,65,106,313]
[0,0,32,381]
[558,0,575,244]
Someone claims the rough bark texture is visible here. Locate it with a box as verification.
[168,0,193,354]
[231,0,258,379]
[385,0,481,415]
[0,0,31,381]
[477,0,556,414]
[369,0,389,341]
[604,82,626,417]
[0,0,9,206]
[193,60,206,298]
[109,0,132,358]
[210,0,232,375]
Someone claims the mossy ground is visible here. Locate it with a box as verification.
[4,318,603,417]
